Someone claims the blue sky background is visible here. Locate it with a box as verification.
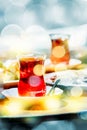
[0,0,87,54]
[0,0,87,32]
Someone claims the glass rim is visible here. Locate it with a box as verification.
[16,51,46,60]
[49,33,70,40]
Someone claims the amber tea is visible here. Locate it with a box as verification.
[50,34,70,64]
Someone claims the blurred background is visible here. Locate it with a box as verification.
[0,0,87,61]
[0,0,87,130]
[0,0,87,31]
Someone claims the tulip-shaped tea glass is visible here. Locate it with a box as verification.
[18,52,46,97]
[50,34,70,64]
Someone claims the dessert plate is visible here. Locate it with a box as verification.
[45,69,87,90]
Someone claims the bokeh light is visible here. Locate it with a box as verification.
[2,100,23,116]
[70,86,83,97]
[28,75,41,87]
[44,96,61,110]
[52,46,65,58]
[0,25,51,57]
[1,24,23,37]
[33,64,44,76]
[26,25,47,34]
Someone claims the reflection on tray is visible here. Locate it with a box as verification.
[0,90,87,118]
[1,87,65,118]
[1,68,87,118]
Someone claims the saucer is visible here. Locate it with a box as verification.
[45,58,81,66]
[2,86,63,98]
[45,58,81,72]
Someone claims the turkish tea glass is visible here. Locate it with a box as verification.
[18,52,46,97]
[50,34,70,64]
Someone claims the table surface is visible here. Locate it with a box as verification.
[0,67,87,129]
[0,87,87,119]
[0,66,87,120]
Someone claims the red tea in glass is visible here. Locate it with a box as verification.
[18,53,46,97]
[50,34,70,64]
